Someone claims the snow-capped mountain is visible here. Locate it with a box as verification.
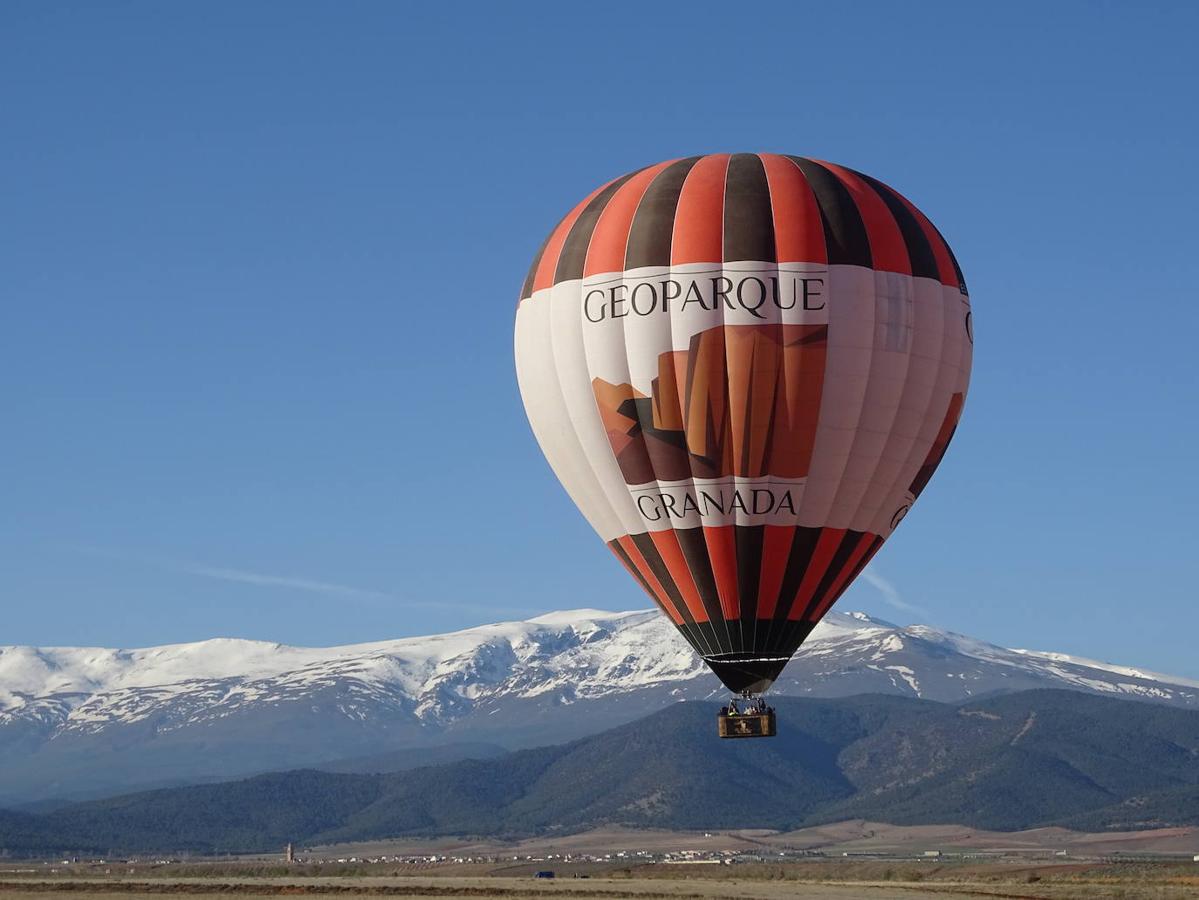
[1,609,1196,807]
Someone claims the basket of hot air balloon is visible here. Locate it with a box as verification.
[717,697,776,739]
[515,154,971,737]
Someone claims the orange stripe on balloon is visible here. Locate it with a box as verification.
[530,180,614,294]
[787,527,847,620]
[582,161,675,278]
[671,154,731,265]
[616,535,684,625]
[807,532,879,623]
[755,524,795,620]
[814,160,911,276]
[650,530,711,624]
[606,541,672,618]
[703,524,740,620]
[759,154,827,265]
[882,185,960,288]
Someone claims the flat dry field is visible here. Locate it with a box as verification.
[2,869,1199,900]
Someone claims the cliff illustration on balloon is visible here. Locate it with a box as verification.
[592,323,828,485]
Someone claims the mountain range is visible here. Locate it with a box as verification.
[2,690,1198,856]
[2,609,1196,806]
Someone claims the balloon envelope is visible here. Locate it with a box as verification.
[514,154,971,693]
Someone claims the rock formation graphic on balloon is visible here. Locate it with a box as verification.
[593,323,828,485]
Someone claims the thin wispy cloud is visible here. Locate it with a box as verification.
[861,565,930,620]
[70,545,395,606]
[175,563,394,603]
[67,545,596,620]
[71,546,480,615]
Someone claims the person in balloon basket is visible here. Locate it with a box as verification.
[721,697,770,717]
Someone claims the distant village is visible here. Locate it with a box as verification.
[8,842,1198,872]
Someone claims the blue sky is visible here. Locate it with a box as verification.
[3,2,1197,677]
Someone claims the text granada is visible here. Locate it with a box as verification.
[636,486,797,522]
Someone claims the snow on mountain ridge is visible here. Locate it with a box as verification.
[1008,648,1199,690]
[0,609,690,725]
[0,610,652,703]
[1,609,1195,734]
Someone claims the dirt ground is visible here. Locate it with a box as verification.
[1,873,1198,900]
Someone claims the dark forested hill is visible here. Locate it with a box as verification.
[3,690,1197,855]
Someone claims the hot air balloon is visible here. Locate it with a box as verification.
[514,154,971,737]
